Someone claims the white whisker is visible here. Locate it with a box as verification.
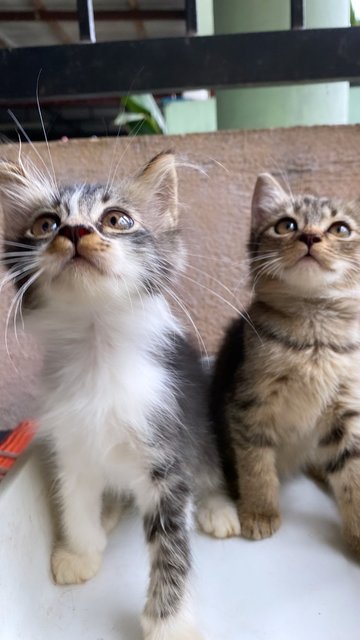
[158,281,208,360]
[179,272,242,318]
[107,118,145,192]
[105,66,145,192]
[7,109,57,192]
[2,240,38,250]
[0,261,41,292]
[5,267,44,359]
[0,250,36,257]
[36,70,59,197]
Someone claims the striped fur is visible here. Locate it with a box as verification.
[212,173,360,553]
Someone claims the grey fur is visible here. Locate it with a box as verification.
[0,153,238,638]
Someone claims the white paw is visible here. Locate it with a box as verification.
[51,547,102,585]
[197,493,241,538]
[142,613,205,640]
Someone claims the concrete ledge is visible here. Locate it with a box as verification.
[1,448,360,639]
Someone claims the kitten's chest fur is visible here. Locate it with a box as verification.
[245,298,360,439]
[37,296,178,464]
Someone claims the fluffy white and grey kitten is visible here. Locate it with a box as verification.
[0,152,239,640]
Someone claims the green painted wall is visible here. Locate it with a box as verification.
[349,86,360,124]
[214,0,350,130]
[163,0,217,135]
[163,98,217,134]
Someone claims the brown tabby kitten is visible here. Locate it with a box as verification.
[211,173,360,555]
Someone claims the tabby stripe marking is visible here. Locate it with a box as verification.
[326,447,360,474]
[254,322,360,354]
[320,411,359,447]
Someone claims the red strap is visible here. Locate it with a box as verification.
[0,421,36,478]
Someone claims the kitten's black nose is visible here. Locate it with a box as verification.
[298,233,322,249]
[58,225,92,244]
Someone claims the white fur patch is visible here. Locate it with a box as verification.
[196,493,241,538]
[51,547,102,585]
[36,294,181,496]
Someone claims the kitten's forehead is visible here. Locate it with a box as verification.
[291,195,345,226]
[59,184,108,215]
[56,183,131,224]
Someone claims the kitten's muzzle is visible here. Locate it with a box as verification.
[298,232,322,253]
[58,225,92,245]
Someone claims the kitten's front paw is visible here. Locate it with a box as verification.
[240,511,281,540]
[197,493,241,538]
[142,614,205,640]
[52,547,102,585]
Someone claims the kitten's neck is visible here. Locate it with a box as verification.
[249,281,360,351]
[254,280,360,318]
[28,291,181,348]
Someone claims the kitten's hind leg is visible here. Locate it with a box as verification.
[52,461,106,585]
[319,412,360,555]
[326,459,360,555]
[196,492,240,538]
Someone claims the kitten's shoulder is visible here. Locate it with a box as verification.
[210,316,246,420]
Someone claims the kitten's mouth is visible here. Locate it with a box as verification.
[67,249,96,270]
[71,252,86,262]
[297,250,321,266]
[67,248,106,275]
[70,251,88,263]
[301,254,318,262]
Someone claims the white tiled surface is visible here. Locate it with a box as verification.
[1,451,360,640]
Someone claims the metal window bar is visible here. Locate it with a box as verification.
[186,0,198,35]
[291,0,305,29]
[76,0,96,43]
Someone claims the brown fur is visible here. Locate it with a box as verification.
[213,174,360,555]
[47,235,73,256]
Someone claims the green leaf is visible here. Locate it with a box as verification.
[114,112,144,126]
[119,93,166,134]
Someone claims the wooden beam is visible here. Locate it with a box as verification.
[0,28,359,103]
[32,0,73,44]
[0,9,185,21]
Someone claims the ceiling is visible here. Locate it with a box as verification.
[0,1,191,48]
[0,1,195,140]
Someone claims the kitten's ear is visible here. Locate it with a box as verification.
[0,161,32,233]
[0,159,47,238]
[0,159,28,188]
[0,159,33,205]
[251,173,288,228]
[130,151,178,228]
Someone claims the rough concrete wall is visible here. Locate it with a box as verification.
[1,126,360,428]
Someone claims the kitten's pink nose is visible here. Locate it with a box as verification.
[58,225,92,244]
[298,233,322,249]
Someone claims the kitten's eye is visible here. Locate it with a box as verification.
[30,214,60,239]
[101,210,134,233]
[327,222,351,238]
[274,217,298,235]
